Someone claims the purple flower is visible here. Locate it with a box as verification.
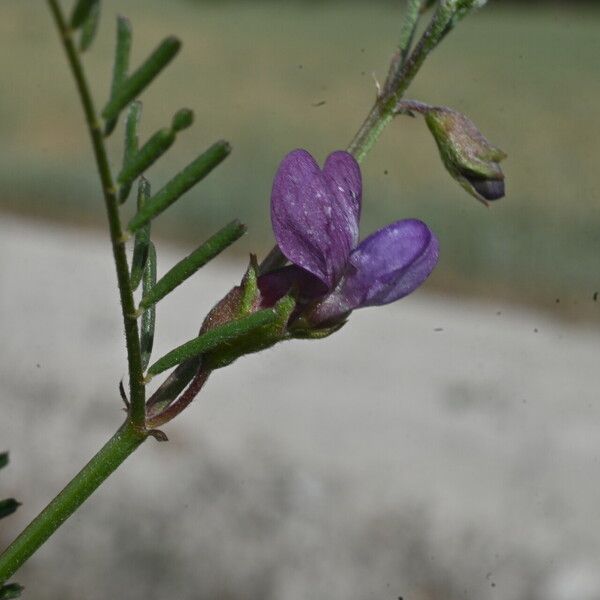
[259,149,439,326]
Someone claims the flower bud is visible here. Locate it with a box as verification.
[424,106,506,204]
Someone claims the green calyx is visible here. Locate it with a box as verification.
[424,106,506,204]
[290,318,348,340]
[239,255,260,315]
[200,259,296,370]
[203,295,295,370]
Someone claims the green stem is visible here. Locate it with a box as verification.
[383,0,424,98]
[397,0,424,67]
[348,1,455,162]
[347,103,394,164]
[0,422,146,585]
[0,0,152,582]
[47,0,146,425]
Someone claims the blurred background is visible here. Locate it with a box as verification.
[1,1,600,599]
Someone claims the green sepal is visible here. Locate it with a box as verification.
[274,294,296,324]
[204,294,295,370]
[129,177,151,291]
[118,101,142,203]
[105,16,132,137]
[139,220,246,310]
[0,583,24,599]
[0,499,21,520]
[140,242,157,371]
[127,140,231,233]
[0,453,7,470]
[291,319,347,340]
[69,0,99,29]
[102,36,181,124]
[239,256,259,316]
[146,308,279,377]
[424,105,506,204]
[78,0,100,52]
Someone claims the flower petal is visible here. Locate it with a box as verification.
[323,150,362,245]
[342,219,439,308]
[258,265,328,308]
[305,220,439,325]
[270,149,357,289]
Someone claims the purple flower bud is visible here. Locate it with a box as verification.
[424,106,506,205]
[469,177,505,201]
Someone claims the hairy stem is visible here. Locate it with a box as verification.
[348,1,455,162]
[383,0,424,96]
[0,422,146,584]
[0,0,152,583]
[47,0,146,425]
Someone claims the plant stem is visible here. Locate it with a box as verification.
[47,0,146,425]
[383,0,424,97]
[347,103,394,164]
[0,422,146,585]
[0,0,152,582]
[398,0,424,67]
[348,1,455,162]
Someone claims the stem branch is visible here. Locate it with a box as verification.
[348,1,455,162]
[383,0,424,97]
[47,0,146,425]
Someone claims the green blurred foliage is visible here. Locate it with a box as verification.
[0,0,599,315]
